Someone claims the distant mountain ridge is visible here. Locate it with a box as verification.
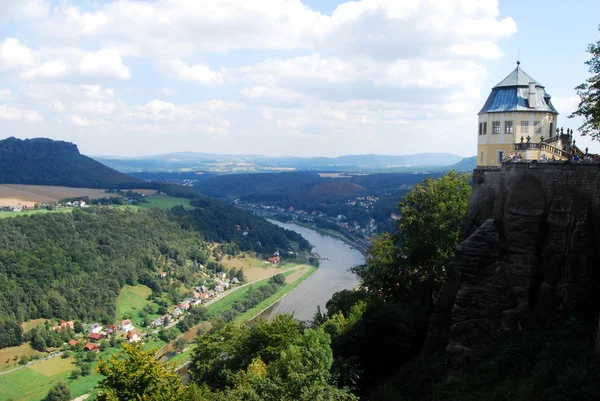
[0,137,140,188]
[96,152,466,173]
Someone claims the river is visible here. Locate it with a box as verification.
[260,220,363,321]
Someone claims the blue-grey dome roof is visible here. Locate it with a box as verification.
[479,64,558,114]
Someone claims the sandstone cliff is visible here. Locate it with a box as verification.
[426,161,600,371]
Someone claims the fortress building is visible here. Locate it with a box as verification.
[477,62,580,166]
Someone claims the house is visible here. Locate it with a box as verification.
[267,256,280,264]
[60,320,74,329]
[88,323,103,334]
[191,299,202,307]
[274,251,280,256]
[231,277,240,285]
[199,292,210,301]
[106,324,117,334]
[172,308,182,317]
[84,343,99,352]
[215,285,224,293]
[159,271,167,278]
[118,319,134,332]
[152,317,164,327]
[68,339,78,347]
[88,333,103,342]
[127,331,141,343]
[178,301,190,311]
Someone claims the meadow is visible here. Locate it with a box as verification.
[138,195,192,210]
[115,284,159,327]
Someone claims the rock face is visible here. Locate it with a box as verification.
[425,161,600,371]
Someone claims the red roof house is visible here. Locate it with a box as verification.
[88,333,103,341]
[68,339,78,347]
[84,343,99,352]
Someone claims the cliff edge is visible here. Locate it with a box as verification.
[426,161,600,371]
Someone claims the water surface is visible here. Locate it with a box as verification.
[260,220,363,321]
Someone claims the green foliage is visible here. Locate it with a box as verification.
[570,25,600,140]
[0,137,138,188]
[352,171,471,306]
[0,208,206,348]
[44,382,72,401]
[96,343,189,401]
[0,319,23,348]
[189,315,356,400]
[158,327,180,343]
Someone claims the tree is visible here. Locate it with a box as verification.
[80,363,92,376]
[96,343,188,401]
[45,382,71,401]
[570,25,600,140]
[174,337,187,353]
[352,171,471,307]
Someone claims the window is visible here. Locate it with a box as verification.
[520,121,529,134]
[505,121,513,134]
[480,151,484,163]
[479,122,487,135]
[498,151,504,163]
[492,121,501,134]
[534,121,542,134]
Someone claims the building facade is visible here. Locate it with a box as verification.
[477,62,571,166]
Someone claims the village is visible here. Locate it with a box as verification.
[233,195,380,238]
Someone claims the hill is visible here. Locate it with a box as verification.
[96,152,465,173]
[449,155,476,172]
[309,181,367,197]
[0,137,139,188]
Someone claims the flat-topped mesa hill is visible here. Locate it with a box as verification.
[0,137,139,188]
[425,160,600,372]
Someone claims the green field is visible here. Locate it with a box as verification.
[115,284,159,327]
[0,208,73,219]
[138,195,192,210]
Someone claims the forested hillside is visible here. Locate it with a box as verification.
[0,137,139,188]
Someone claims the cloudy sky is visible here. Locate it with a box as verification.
[0,0,598,157]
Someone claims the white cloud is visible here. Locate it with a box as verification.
[159,87,177,96]
[67,114,108,127]
[552,96,579,117]
[18,46,130,81]
[0,38,40,71]
[0,104,43,122]
[241,86,305,106]
[0,0,49,20]
[73,100,117,116]
[48,100,66,112]
[38,0,327,57]
[0,88,12,100]
[155,59,223,86]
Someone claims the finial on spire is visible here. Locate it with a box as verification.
[516,60,520,65]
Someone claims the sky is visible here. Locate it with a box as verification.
[0,0,598,158]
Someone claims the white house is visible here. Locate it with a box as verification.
[118,319,134,332]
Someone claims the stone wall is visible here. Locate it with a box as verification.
[425,160,600,371]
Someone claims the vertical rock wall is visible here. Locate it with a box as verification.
[425,161,600,371]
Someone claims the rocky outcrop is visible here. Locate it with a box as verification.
[425,161,600,371]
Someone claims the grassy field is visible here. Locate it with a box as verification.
[21,318,50,332]
[0,343,45,371]
[115,284,158,327]
[0,184,112,207]
[138,195,192,210]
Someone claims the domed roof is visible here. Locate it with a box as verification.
[479,63,558,114]
[493,63,543,88]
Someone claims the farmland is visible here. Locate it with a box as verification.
[0,184,157,207]
[138,195,192,210]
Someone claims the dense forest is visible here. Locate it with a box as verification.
[0,205,308,349]
[0,137,139,188]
